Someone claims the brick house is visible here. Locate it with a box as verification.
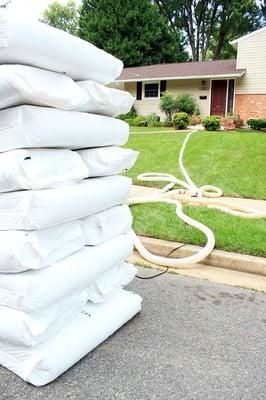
[114,27,266,122]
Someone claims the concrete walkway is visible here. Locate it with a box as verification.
[130,185,266,213]
[1,271,265,400]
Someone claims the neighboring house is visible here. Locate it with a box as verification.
[114,27,266,121]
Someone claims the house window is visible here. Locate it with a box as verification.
[144,83,159,98]
[227,79,235,114]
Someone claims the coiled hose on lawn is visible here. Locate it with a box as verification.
[127,128,266,268]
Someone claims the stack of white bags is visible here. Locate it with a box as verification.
[0,12,142,386]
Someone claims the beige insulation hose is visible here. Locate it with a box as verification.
[127,128,266,268]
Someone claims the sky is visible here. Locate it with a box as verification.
[1,0,80,21]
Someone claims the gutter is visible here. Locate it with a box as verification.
[116,71,246,83]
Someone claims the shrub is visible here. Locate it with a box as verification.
[117,106,137,121]
[132,115,147,127]
[161,119,173,127]
[160,92,178,121]
[176,94,197,115]
[173,112,190,130]
[195,107,201,116]
[145,113,161,127]
[124,118,135,126]
[247,118,266,131]
[202,115,221,131]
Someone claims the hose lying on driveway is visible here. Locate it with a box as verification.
[127,128,266,268]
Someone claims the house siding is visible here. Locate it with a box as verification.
[167,79,210,117]
[124,82,163,117]
[235,29,266,95]
[125,79,211,119]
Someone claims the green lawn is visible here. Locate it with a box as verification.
[124,129,266,257]
[130,126,175,133]
[126,129,266,199]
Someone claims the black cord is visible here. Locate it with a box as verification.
[136,267,169,280]
[135,243,187,280]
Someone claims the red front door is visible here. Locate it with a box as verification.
[210,80,227,117]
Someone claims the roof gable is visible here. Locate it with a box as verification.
[230,26,266,48]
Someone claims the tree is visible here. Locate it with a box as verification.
[209,0,263,60]
[154,0,263,61]
[78,0,188,67]
[41,1,79,36]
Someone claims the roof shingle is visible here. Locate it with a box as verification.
[116,59,245,81]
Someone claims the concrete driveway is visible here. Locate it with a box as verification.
[0,267,265,400]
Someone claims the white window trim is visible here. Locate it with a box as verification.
[143,80,160,100]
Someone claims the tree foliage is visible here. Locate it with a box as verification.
[78,0,188,67]
[41,0,79,36]
[154,0,264,61]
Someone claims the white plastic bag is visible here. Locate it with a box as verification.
[86,262,137,303]
[0,222,85,273]
[81,204,132,245]
[0,65,133,116]
[0,64,87,111]
[0,148,88,192]
[0,290,142,386]
[0,289,88,346]
[0,12,123,83]
[0,205,132,273]
[77,147,139,177]
[0,232,134,311]
[0,105,129,152]
[0,147,137,192]
[76,80,134,116]
[0,262,136,346]
[0,175,131,230]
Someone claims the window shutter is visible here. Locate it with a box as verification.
[160,80,167,96]
[136,81,142,100]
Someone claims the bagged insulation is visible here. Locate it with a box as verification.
[0,65,133,116]
[0,148,88,192]
[0,105,129,152]
[0,147,137,192]
[81,204,132,246]
[0,222,85,273]
[0,290,142,386]
[76,80,133,116]
[0,205,132,273]
[0,175,131,230]
[0,11,123,83]
[0,231,134,312]
[0,262,136,346]
[77,147,139,177]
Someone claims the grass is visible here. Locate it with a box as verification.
[124,128,266,257]
[131,203,266,257]
[130,126,175,133]
[126,129,266,199]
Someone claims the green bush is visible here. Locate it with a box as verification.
[161,119,173,127]
[247,118,266,131]
[145,113,161,127]
[124,118,135,126]
[202,115,221,131]
[173,112,190,130]
[160,92,179,121]
[117,106,137,121]
[176,93,197,115]
[132,115,147,127]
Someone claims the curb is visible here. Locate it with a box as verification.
[135,236,266,276]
